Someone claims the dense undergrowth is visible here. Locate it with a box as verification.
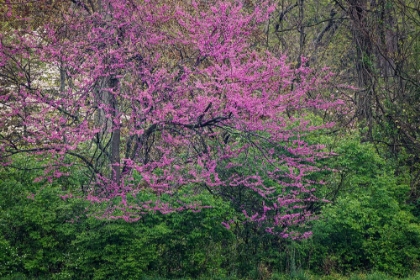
[1,134,419,280]
[142,273,420,280]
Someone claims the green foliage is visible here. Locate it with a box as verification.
[146,189,236,278]
[0,155,237,279]
[2,133,420,279]
[301,135,420,276]
[0,157,79,278]
[64,217,162,279]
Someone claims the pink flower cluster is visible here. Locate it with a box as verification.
[0,0,342,238]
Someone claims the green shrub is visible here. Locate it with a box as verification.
[305,137,420,276]
[0,155,237,279]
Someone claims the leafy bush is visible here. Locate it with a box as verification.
[0,156,237,279]
[304,136,420,276]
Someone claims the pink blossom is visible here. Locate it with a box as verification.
[0,0,342,238]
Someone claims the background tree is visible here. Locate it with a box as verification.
[270,0,420,208]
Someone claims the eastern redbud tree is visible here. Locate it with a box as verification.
[0,0,340,238]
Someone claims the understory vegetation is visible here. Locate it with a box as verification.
[1,134,419,279]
